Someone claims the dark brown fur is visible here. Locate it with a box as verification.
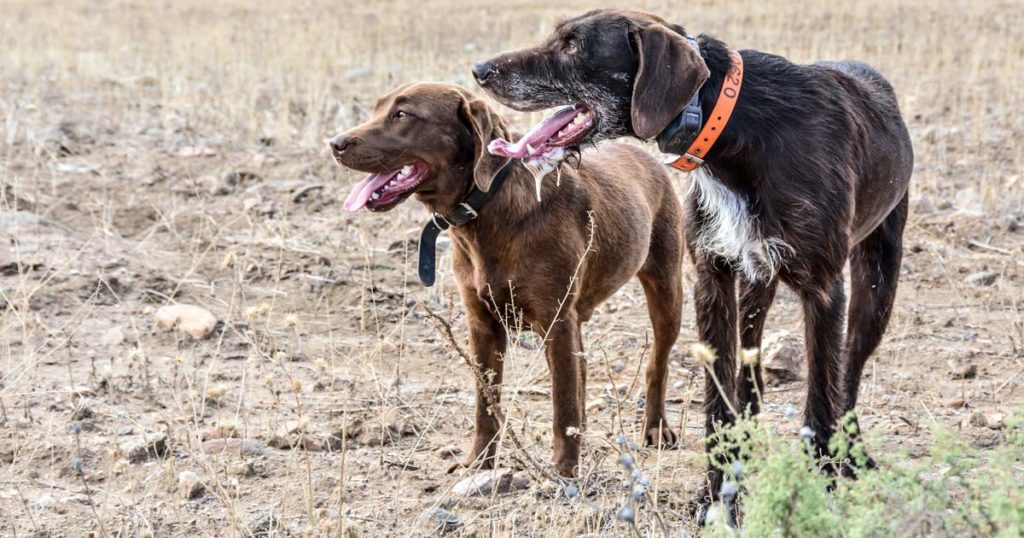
[474,9,913,519]
[329,83,685,477]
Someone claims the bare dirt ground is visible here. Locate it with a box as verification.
[1,0,1022,536]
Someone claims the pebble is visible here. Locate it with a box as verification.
[762,331,803,385]
[121,432,168,463]
[154,304,219,340]
[178,471,205,499]
[965,271,998,287]
[451,469,529,497]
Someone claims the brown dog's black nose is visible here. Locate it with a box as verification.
[330,135,351,154]
[472,62,493,84]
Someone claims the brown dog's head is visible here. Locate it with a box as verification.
[329,83,509,213]
[472,9,709,155]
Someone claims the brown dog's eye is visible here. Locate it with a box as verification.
[392,110,408,119]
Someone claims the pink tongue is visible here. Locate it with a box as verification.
[488,105,579,159]
[343,172,391,212]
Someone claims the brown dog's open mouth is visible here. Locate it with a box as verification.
[488,105,596,162]
[343,162,429,212]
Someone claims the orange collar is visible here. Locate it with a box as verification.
[667,50,744,172]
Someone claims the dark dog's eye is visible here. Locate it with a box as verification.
[392,110,408,120]
[563,39,578,55]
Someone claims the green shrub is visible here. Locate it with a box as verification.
[702,412,1023,537]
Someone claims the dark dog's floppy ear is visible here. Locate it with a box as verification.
[458,95,510,192]
[630,24,710,140]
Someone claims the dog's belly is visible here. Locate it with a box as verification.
[688,169,792,282]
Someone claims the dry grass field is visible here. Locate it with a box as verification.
[1,0,1022,535]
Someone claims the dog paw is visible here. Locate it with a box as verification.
[691,490,737,528]
[643,423,679,448]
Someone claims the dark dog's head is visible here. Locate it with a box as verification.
[329,83,509,213]
[473,9,709,155]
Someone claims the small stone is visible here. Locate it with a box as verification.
[610,360,626,373]
[965,411,987,428]
[434,445,462,459]
[202,438,280,459]
[762,331,803,385]
[100,327,125,346]
[423,507,463,533]
[178,471,205,499]
[228,461,256,477]
[985,412,1005,430]
[912,196,937,215]
[154,304,219,340]
[451,469,527,497]
[965,271,998,287]
[946,397,967,409]
[950,363,978,380]
[121,432,168,463]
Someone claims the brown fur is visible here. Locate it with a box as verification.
[329,83,685,476]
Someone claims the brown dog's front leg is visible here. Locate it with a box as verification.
[545,317,583,477]
[449,295,507,473]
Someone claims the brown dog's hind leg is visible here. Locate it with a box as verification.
[839,192,908,474]
[736,277,778,416]
[637,266,682,448]
[448,288,507,473]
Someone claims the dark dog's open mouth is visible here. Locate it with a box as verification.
[343,162,430,212]
[488,105,596,162]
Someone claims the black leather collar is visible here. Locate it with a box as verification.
[656,37,705,155]
[418,163,514,286]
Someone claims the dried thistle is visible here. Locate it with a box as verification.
[690,342,718,367]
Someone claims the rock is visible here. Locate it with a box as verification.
[246,513,282,536]
[965,271,998,287]
[434,445,462,460]
[121,432,168,463]
[330,409,419,447]
[100,327,125,346]
[154,304,218,340]
[762,331,803,385]
[965,411,987,428]
[202,438,280,459]
[950,363,978,380]
[985,412,1005,430]
[228,461,256,477]
[946,397,967,409]
[610,360,626,373]
[451,469,529,497]
[912,196,937,215]
[178,471,205,499]
[423,507,463,533]
[267,420,325,451]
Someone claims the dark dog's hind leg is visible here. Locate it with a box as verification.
[839,192,909,475]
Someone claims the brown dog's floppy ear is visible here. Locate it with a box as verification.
[630,24,710,140]
[458,96,510,192]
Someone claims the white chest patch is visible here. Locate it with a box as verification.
[687,168,792,282]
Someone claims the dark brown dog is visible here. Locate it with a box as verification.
[473,9,913,517]
[328,82,684,477]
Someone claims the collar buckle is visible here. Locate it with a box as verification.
[431,213,452,230]
[458,203,478,220]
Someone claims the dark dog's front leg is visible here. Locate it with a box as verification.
[693,257,739,523]
[737,276,778,416]
[545,317,583,477]
[450,290,507,472]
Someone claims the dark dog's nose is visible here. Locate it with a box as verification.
[472,62,494,84]
[329,135,351,154]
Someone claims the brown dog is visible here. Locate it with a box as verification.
[473,9,913,519]
[328,83,684,477]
